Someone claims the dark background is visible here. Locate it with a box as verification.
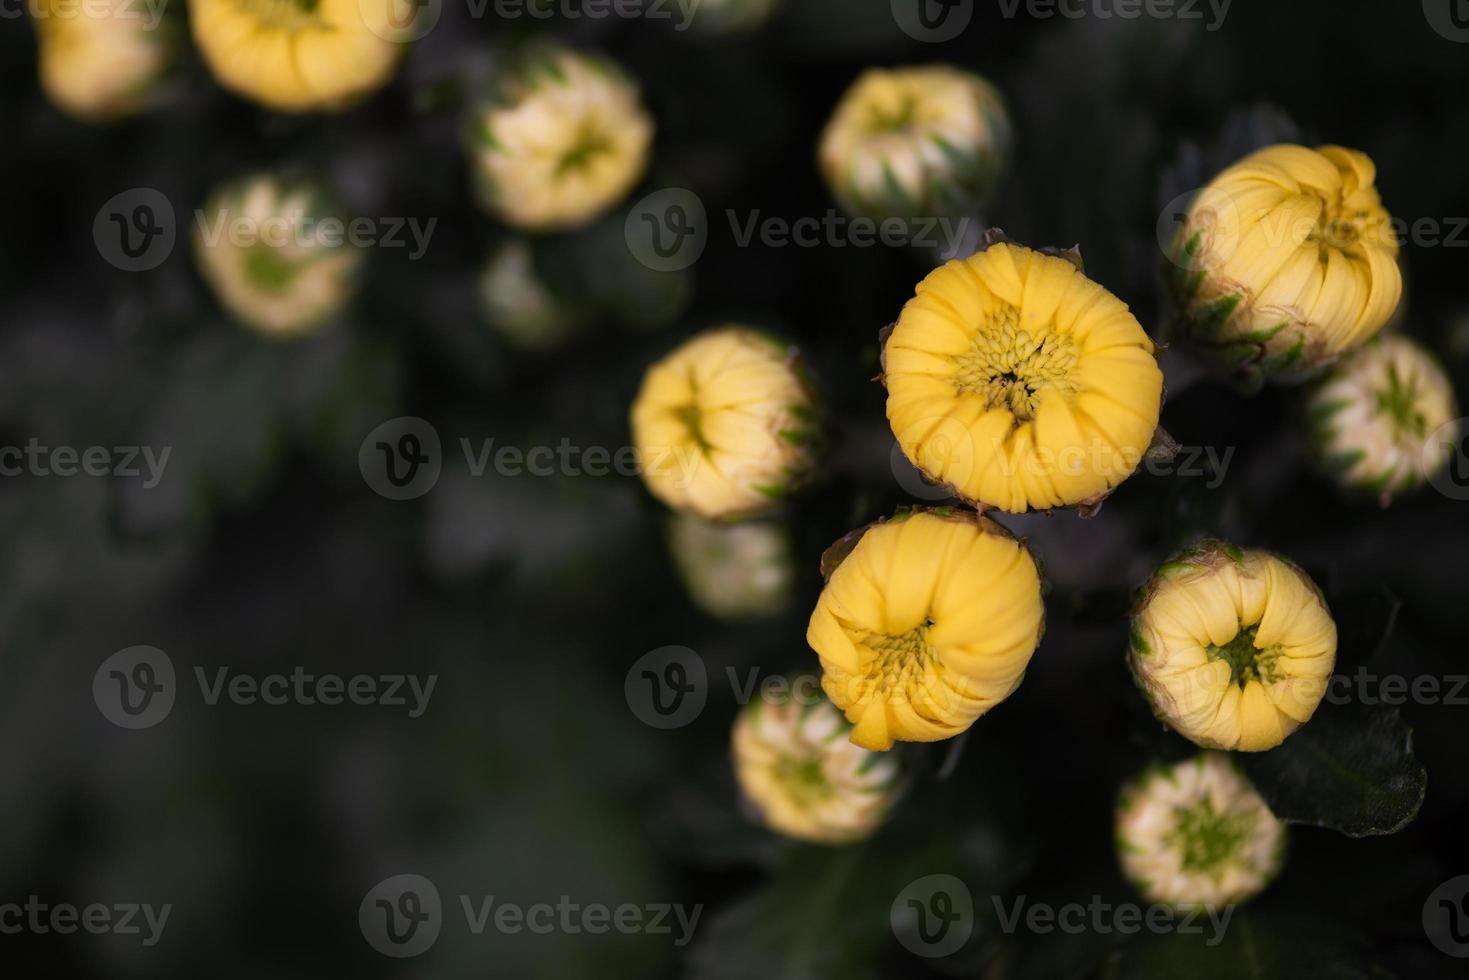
[1,0,1466,976]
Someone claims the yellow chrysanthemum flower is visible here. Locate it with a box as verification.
[733,686,902,844]
[31,0,175,121]
[1166,143,1402,389]
[1117,753,1287,908]
[819,65,1010,223]
[194,174,362,337]
[189,0,407,112]
[1129,541,1336,753]
[884,239,1164,513]
[630,327,819,521]
[806,508,1044,752]
[1309,335,1459,502]
[668,513,794,620]
[470,46,654,231]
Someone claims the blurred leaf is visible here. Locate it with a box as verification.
[1242,702,1425,837]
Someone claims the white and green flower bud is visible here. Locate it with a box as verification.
[732,685,902,845]
[818,65,1010,225]
[478,240,586,352]
[194,174,361,338]
[1308,335,1459,502]
[1116,753,1286,908]
[668,513,794,619]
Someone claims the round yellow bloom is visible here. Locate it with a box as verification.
[807,508,1044,752]
[884,239,1164,513]
[819,65,1010,223]
[31,0,175,121]
[470,46,654,232]
[668,513,793,619]
[194,174,362,337]
[1129,541,1336,753]
[630,327,819,521]
[1117,753,1286,908]
[1166,144,1402,389]
[189,0,406,112]
[1309,335,1459,501]
[733,686,902,844]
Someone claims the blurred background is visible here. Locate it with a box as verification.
[2,0,1468,976]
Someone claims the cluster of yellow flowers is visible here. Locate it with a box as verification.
[627,65,1458,905]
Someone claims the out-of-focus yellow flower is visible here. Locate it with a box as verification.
[733,685,902,844]
[1117,753,1287,908]
[189,0,406,113]
[630,326,820,521]
[1129,541,1336,753]
[1309,335,1459,502]
[1166,144,1402,389]
[194,174,361,337]
[819,65,1009,223]
[884,239,1164,513]
[689,0,781,34]
[478,240,586,352]
[668,513,793,619]
[31,0,175,121]
[470,46,653,231]
[807,508,1044,752]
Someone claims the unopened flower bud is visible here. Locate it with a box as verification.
[1117,753,1286,908]
[470,46,653,232]
[32,0,176,121]
[630,327,820,521]
[1308,335,1459,502]
[733,685,902,844]
[1165,144,1402,389]
[807,508,1044,752]
[819,65,1010,224]
[688,0,781,34]
[1129,541,1336,752]
[189,0,406,112]
[478,240,587,352]
[884,238,1164,513]
[194,174,361,337]
[668,513,794,619]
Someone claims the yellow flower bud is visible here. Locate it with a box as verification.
[31,0,175,122]
[884,239,1164,513]
[194,174,362,337]
[1166,144,1402,389]
[470,46,654,232]
[1308,335,1459,501]
[189,0,406,113]
[668,513,793,619]
[1129,542,1336,753]
[1117,753,1286,908]
[478,240,586,352]
[819,65,1010,223]
[733,686,902,844]
[807,508,1044,752]
[630,327,820,521]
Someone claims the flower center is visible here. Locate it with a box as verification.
[1207,624,1280,688]
[244,246,301,293]
[1375,361,1429,438]
[774,755,832,807]
[1305,193,1374,254]
[864,94,920,133]
[1168,797,1255,876]
[240,0,323,28]
[951,303,1079,422]
[556,123,615,176]
[848,619,943,703]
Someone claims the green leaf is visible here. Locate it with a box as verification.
[1241,701,1425,837]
